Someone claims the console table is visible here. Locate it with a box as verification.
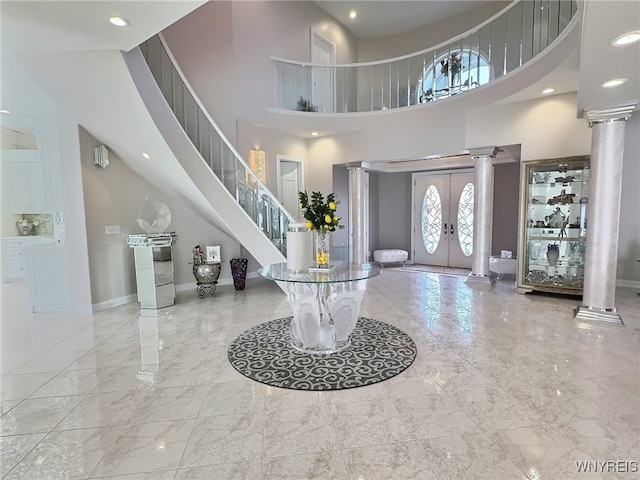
[258,263,381,354]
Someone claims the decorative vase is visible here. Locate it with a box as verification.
[192,262,221,298]
[230,258,248,290]
[313,230,331,268]
[546,244,560,267]
[192,263,221,285]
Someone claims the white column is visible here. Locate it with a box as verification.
[575,105,635,324]
[347,163,369,265]
[466,147,497,286]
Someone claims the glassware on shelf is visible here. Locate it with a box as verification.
[517,156,590,295]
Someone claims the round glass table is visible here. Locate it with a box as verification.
[258,263,381,354]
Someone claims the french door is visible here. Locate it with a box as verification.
[413,172,475,268]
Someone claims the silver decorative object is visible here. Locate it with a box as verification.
[193,263,220,298]
[16,220,33,236]
[136,199,171,234]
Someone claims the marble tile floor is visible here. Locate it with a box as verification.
[1,271,638,480]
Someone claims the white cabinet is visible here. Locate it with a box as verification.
[35,126,63,212]
[23,242,70,312]
[2,237,51,282]
[1,150,46,213]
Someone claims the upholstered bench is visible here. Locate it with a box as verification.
[373,249,408,267]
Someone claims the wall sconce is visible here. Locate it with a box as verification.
[249,148,266,184]
[93,145,110,168]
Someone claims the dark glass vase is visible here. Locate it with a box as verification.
[230,258,248,290]
[546,244,560,267]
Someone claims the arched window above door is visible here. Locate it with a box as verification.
[416,49,490,103]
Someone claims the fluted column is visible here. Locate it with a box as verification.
[466,147,497,286]
[347,163,369,265]
[575,105,635,324]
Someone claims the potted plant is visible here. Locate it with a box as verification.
[296,96,318,112]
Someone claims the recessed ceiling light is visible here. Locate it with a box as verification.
[142,152,150,159]
[611,31,640,47]
[0,109,10,114]
[601,78,627,88]
[311,132,318,137]
[109,16,129,27]
[542,88,555,95]
[349,10,357,19]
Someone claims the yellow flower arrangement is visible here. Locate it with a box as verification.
[299,191,344,267]
[298,191,344,232]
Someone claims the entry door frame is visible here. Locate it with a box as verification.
[410,169,474,267]
[276,155,304,220]
[310,27,336,113]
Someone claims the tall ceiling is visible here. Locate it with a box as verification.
[0,0,559,131]
[0,0,206,53]
[314,0,498,37]
[1,0,638,135]
[577,0,639,115]
[0,0,206,132]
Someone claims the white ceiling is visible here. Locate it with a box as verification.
[0,0,206,132]
[0,1,206,53]
[314,0,498,37]
[1,0,637,135]
[577,0,639,115]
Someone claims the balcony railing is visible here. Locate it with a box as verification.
[273,0,577,113]
[141,35,292,253]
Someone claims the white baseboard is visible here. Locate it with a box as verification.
[92,294,137,312]
[616,279,640,289]
[175,282,194,293]
[90,271,282,311]
[32,303,71,313]
[176,272,259,293]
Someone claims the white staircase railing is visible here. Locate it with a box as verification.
[140,34,294,254]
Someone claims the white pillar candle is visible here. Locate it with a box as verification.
[287,223,312,271]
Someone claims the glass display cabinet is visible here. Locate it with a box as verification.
[517,156,590,295]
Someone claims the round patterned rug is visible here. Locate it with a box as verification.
[227,316,416,391]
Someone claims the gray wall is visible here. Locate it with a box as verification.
[492,162,520,257]
[368,172,380,257]
[79,127,241,305]
[164,1,359,142]
[333,169,413,262]
[331,164,350,252]
[617,114,640,282]
[373,172,413,254]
